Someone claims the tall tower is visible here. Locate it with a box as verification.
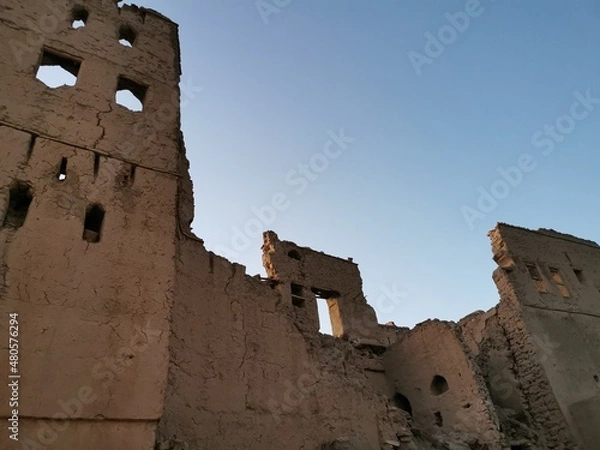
[0,1,182,448]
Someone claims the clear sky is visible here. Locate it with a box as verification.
[115,0,600,329]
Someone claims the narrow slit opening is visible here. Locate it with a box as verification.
[57,157,68,181]
[27,134,37,161]
[93,153,100,177]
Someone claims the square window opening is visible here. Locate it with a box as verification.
[116,76,147,112]
[119,25,136,47]
[72,6,89,28]
[36,50,81,88]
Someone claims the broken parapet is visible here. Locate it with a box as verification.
[262,230,396,346]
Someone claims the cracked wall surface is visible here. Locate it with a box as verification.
[0,0,180,447]
[2,2,599,450]
[484,225,600,449]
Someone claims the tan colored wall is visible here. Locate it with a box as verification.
[157,237,404,450]
[262,231,384,345]
[4,2,598,450]
[383,320,506,448]
[0,1,181,447]
[487,224,600,449]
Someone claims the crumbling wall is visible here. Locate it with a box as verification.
[460,308,546,448]
[484,224,600,449]
[0,1,181,447]
[157,236,407,449]
[262,231,386,345]
[4,2,599,450]
[383,320,506,448]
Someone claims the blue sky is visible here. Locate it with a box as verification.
[113,0,600,329]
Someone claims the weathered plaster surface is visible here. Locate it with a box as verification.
[1,2,598,449]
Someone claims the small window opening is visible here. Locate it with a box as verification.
[83,204,105,243]
[573,268,585,283]
[93,153,100,177]
[116,76,147,112]
[430,375,449,396]
[3,184,33,229]
[288,249,301,260]
[525,263,547,293]
[433,411,443,427]
[393,393,412,416]
[526,263,541,280]
[119,25,136,47]
[291,283,305,307]
[549,268,570,298]
[71,6,89,29]
[36,50,81,88]
[57,157,68,181]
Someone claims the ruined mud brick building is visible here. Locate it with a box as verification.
[0,1,598,449]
